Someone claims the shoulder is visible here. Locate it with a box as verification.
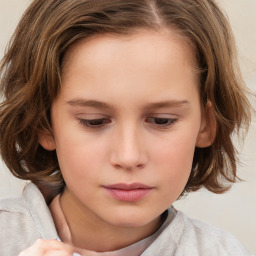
[174,210,253,256]
[143,208,254,256]
[0,183,58,255]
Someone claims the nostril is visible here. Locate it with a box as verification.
[109,135,147,170]
[111,162,145,171]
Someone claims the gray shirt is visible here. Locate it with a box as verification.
[0,183,253,255]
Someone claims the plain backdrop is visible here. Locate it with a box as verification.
[0,0,255,254]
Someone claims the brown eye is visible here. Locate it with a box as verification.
[153,118,170,125]
[79,118,111,128]
[145,117,177,128]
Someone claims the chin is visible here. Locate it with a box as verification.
[107,209,158,229]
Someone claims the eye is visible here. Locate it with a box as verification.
[78,118,111,129]
[145,117,177,128]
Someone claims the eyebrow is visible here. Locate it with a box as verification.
[66,98,189,110]
[67,98,115,111]
[144,100,189,110]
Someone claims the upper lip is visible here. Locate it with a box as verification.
[103,183,153,190]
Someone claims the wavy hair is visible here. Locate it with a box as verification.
[0,0,252,202]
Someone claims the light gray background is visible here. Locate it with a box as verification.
[0,0,255,253]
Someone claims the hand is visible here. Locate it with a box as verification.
[18,239,83,256]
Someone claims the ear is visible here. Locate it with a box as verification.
[38,130,56,151]
[196,101,216,148]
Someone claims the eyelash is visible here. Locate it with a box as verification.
[78,118,111,128]
[78,117,178,129]
[145,117,178,128]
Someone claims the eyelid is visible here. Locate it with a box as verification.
[78,117,111,129]
[145,116,178,129]
[76,112,109,118]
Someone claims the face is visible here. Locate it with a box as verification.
[40,30,213,228]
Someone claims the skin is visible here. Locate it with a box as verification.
[18,239,83,256]
[31,29,214,255]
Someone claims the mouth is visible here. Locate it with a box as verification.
[102,183,154,202]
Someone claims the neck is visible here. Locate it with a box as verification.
[53,187,162,252]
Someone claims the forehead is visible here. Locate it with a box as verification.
[61,29,198,77]
[58,29,200,107]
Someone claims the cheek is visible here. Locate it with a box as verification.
[153,132,197,188]
[54,131,104,182]
[155,130,196,164]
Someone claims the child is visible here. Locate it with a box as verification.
[0,0,254,255]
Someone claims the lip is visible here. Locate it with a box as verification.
[102,183,153,202]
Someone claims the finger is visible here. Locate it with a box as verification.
[18,239,77,255]
[38,239,85,256]
[18,239,45,256]
[38,238,75,252]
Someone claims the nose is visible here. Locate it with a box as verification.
[109,125,147,171]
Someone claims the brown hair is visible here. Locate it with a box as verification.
[0,0,252,202]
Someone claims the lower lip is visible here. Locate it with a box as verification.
[104,188,152,202]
